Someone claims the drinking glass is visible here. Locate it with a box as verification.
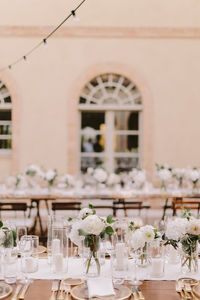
[20,235,39,283]
[16,226,27,247]
[2,229,17,284]
[128,246,142,286]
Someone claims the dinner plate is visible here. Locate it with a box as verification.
[62,278,84,286]
[38,245,47,254]
[177,277,199,286]
[192,283,200,298]
[0,282,13,299]
[71,284,131,300]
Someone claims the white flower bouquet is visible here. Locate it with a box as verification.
[128,222,160,267]
[58,174,76,189]
[129,168,147,189]
[156,163,172,191]
[186,168,200,191]
[164,213,200,273]
[43,169,57,187]
[69,204,115,276]
[172,168,186,189]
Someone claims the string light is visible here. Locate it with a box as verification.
[43,39,47,48]
[0,0,86,71]
[71,10,80,23]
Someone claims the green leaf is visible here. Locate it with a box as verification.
[0,221,3,228]
[78,229,87,236]
[67,217,72,222]
[105,226,114,235]
[88,203,94,209]
[106,215,115,224]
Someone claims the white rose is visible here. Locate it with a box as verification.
[81,215,105,235]
[187,169,200,182]
[69,222,84,247]
[187,219,200,235]
[131,230,145,250]
[78,208,93,219]
[165,218,188,241]
[172,168,186,179]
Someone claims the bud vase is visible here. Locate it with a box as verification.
[85,249,100,277]
[181,241,198,274]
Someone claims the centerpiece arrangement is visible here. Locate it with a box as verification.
[127,223,160,267]
[0,221,17,248]
[164,213,200,274]
[69,204,115,276]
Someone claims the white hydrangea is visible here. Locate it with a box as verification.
[26,164,44,177]
[78,207,93,219]
[93,168,107,183]
[130,230,146,250]
[165,218,188,241]
[81,215,105,235]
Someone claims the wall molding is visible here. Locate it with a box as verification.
[0,25,200,39]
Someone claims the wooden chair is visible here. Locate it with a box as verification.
[113,199,150,217]
[172,197,200,217]
[51,201,81,217]
[0,202,36,234]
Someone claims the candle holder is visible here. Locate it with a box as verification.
[150,240,165,278]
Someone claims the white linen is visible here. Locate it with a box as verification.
[1,257,200,281]
[87,277,115,298]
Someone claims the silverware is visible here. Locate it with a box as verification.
[131,287,139,300]
[175,281,186,300]
[50,280,59,300]
[64,284,71,300]
[136,287,145,300]
[184,282,198,300]
[58,281,65,300]
[11,284,22,300]
[19,282,31,299]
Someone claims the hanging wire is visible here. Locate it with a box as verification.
[0,0,87,72]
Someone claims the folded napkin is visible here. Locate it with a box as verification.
[87,277,115,298]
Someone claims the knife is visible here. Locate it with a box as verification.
[19,282,31,299]
[136,287,145,300]
[11,284,22,300]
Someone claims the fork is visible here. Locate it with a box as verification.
[64,284,71,300]
[57,281,65,300]
[175,281,187,300]
[131,287,139,300]
[50,280,59,300]
[184,282,198,300]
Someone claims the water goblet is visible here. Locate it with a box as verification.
[128,246,142,286]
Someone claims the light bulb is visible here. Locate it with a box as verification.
[71,10,80,23]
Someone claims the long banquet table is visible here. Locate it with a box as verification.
[2,280,180,300]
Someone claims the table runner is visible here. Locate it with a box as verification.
[1,258,199,281]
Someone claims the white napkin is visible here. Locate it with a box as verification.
[87,277,115,298]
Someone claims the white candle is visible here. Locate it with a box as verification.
[168,246,179,264]
[24,257,35,273]
[53,253,63,273]
[151,258,164,277]
[115,242,125,271]
[52,238,60,255]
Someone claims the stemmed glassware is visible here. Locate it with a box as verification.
[128,246,142,286]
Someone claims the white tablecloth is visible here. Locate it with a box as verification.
[1,257,199,281]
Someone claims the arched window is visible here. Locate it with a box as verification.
[0,81,12,153]
[79,73,142,173]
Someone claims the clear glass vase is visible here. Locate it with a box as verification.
[85,249,100,277]
[137,242,150,268]
[181,251,198,274]
[181,241,198,274]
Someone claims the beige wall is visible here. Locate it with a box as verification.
[0,0,200,179]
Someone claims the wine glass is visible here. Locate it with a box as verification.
[128,246,142,286]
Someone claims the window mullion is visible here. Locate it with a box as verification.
[105,111,114,172]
